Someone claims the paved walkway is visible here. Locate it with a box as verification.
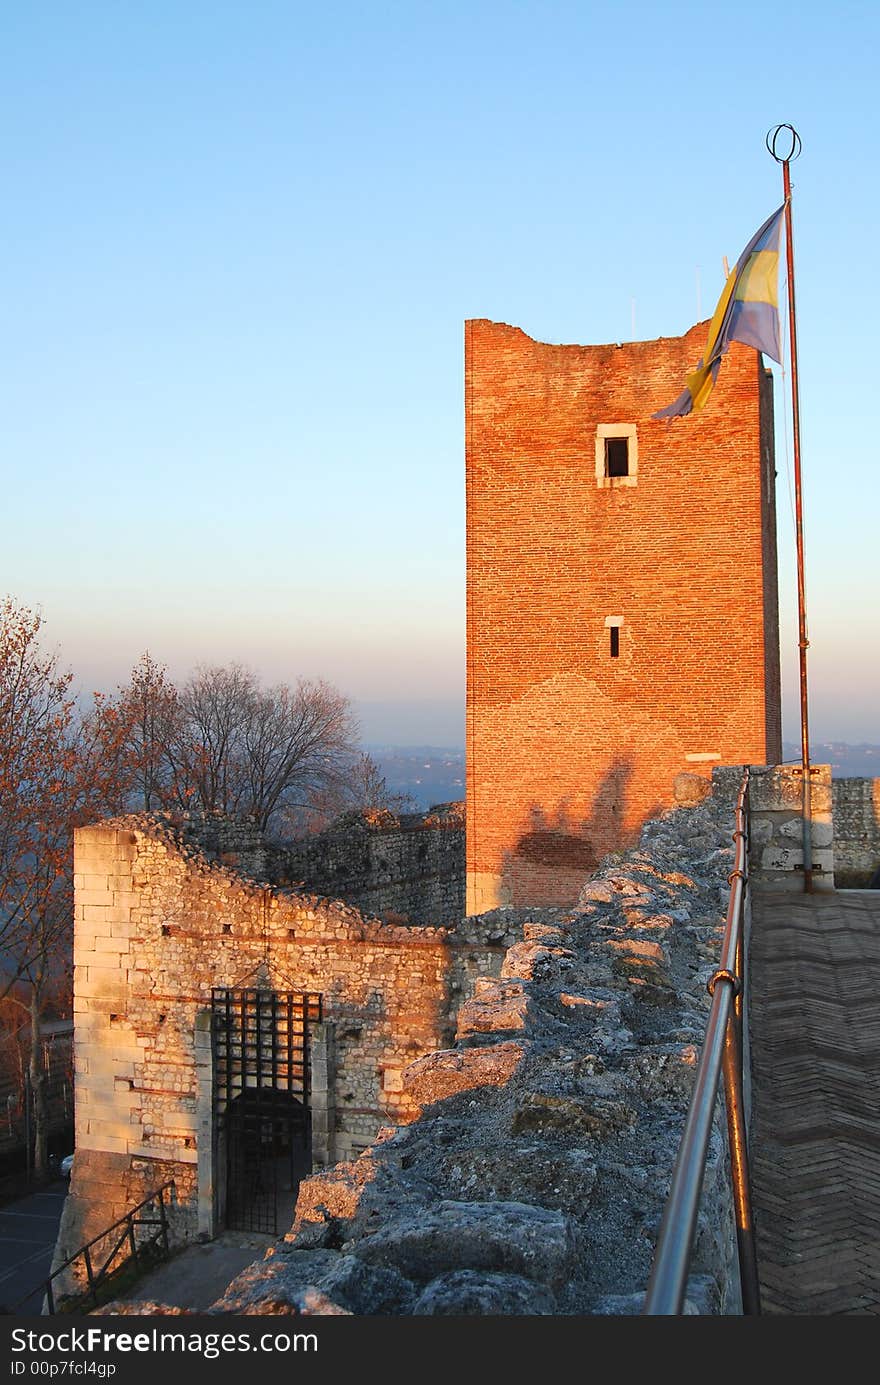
[749,889,880,1314]
[110,1232,273,1311]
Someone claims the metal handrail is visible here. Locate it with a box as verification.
[643,772,760,1314]
[20,1180,175,1314]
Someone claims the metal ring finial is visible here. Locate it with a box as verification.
[766,124,802,163]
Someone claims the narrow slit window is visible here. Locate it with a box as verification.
[610,627,620,658]
[605,438,629,478]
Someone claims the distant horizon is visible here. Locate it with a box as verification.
[58,642,877,754]
[4,5,877,760]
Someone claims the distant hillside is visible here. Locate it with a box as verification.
[370,743,880,807]
[366,745,464,811]
[782,743,880,778]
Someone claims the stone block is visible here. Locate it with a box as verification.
[673,773,712,807]
[403,1042,526,1106]
[413,1270,556,1315]
[83,1132,128,1155]
[348,1200,576,1288]
[76,978,126,1004]
[455,979,532,1037]
[761,846,834,873]
[748,764,832,815]
[778,817,834,848]
[81,905,113,924]
[91,935,130,955]
[112,892,141,911]
[511,1090,636,1138]
[210,1250,414,1316]
[74,874,112,892]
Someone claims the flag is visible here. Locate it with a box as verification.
[654,205,785,419]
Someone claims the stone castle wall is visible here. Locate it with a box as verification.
[746,767,880,890]
[130,773,746,1316]
[831,778,880,887]
[158,803,466,926]
[747,763,835,889]
[466,318,781,913]
[267,804,465,924]
[54,814,510,1289]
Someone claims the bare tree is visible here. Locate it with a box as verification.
[239,677,359,834]
[166,663,256,816]
[338,751,415,815]
[142,663,357,835]
[101,657,360,836]
[296,751,416,833]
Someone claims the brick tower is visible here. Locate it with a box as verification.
[465,318,781,913]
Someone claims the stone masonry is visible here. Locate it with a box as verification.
[154,803,466,926]
[466,319,781,912]
[106,774,747,1316]
[268,803,465,924]
[748,763,835,890]
[55,813,514,1288]
[831,778,880,887]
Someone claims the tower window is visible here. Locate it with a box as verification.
[605,614,624,658]
[595,423,638,488]
[605,438,629,478]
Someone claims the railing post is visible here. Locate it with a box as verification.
[159,1185,170,1257]
[82,1244,97,1309]
[721,1010,761,1314]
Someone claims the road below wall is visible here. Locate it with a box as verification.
[0,1181,68,1313]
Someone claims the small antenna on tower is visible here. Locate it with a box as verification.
[631,297,636,340]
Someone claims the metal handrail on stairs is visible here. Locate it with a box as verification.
[643,771,761,1315]
[20,1180,176,1315]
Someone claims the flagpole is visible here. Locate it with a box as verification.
[767,124,813,893]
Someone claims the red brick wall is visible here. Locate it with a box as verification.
[465,318,781,910]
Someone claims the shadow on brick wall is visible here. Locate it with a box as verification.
[502,758,662,907]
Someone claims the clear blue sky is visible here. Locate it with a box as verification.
[3,2,877,745]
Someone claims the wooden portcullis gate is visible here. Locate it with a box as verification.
[211,988,323,1234]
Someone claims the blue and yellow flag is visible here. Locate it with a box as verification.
[654,205,785,419]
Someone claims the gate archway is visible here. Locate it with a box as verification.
[211,988,323,1234]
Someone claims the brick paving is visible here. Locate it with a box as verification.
[749,890,880,1314]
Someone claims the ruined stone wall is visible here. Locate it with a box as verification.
[142,805,466,926]
[831,778,880,887]
[267,805,465,925]
[121,776,744,1316]
[466,318,781,913]
[55,816,512,1288]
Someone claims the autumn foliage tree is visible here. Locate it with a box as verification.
[0,598,129,1174]
[108,651,181,813]
[0,606,388,1174]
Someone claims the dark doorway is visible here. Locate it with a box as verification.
[211,988,322,1234]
